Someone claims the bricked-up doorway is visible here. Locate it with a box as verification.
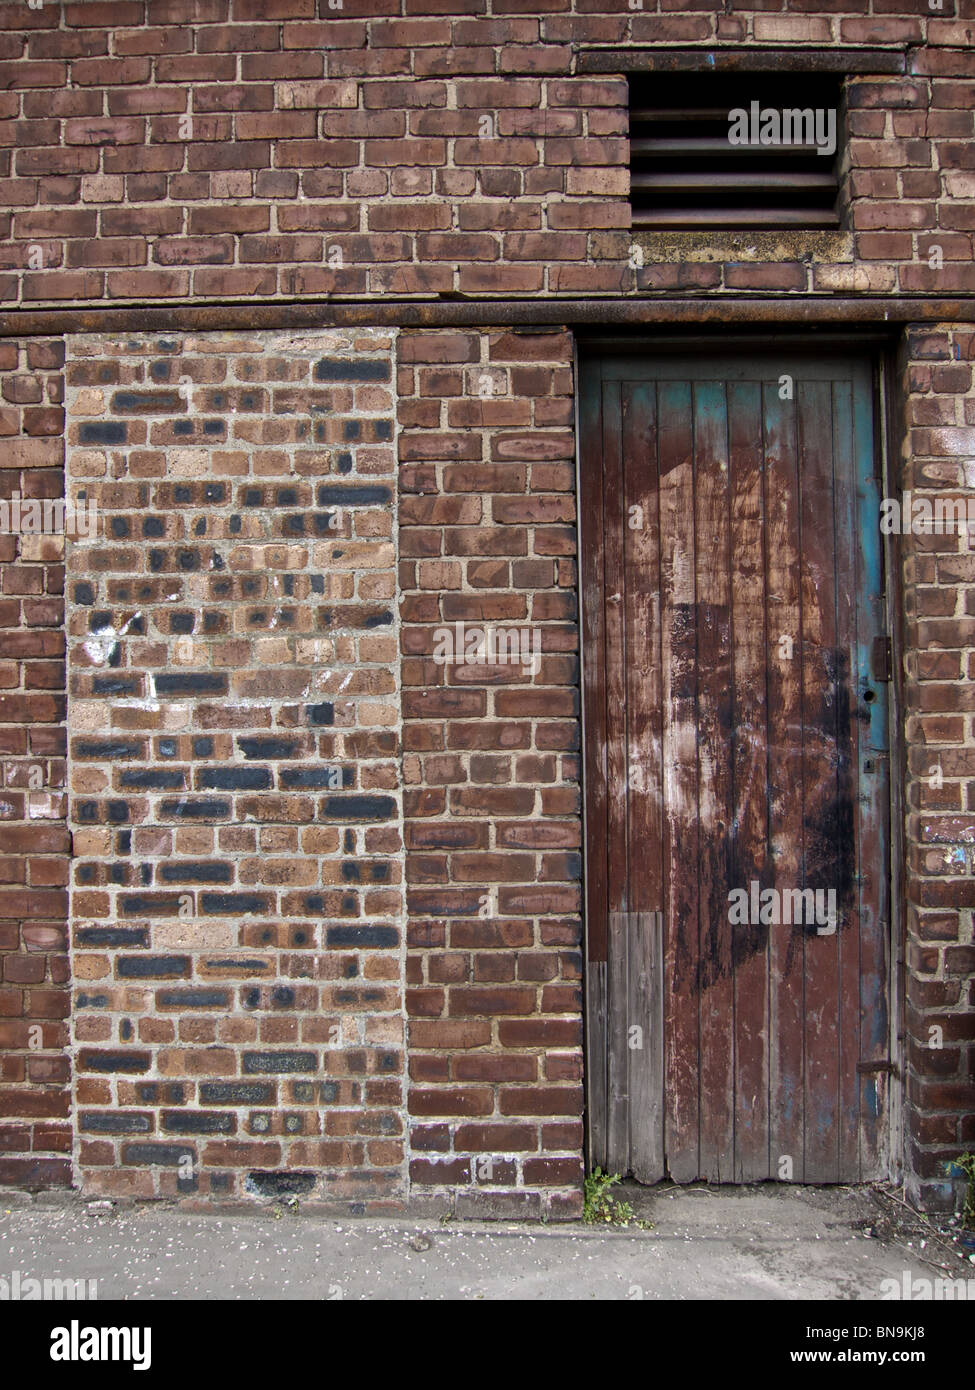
[579,349,892,1185]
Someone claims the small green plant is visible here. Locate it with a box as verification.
[584,1167,636,1226]
[945,1153,975,1227]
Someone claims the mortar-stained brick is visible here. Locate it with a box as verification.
[65,330,404,1204]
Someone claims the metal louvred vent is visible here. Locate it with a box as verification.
[629,75,843,231]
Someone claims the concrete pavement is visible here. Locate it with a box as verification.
[2,1181,970,1301]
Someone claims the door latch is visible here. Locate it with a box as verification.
[856,1059,896,1076]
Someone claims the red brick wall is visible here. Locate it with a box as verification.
[398,328,583,1220]
[0,336,70,1191]
[65,329,405,1205]
[0,3,971,1213]
[900,322,975,1210]
[0,5,970,306]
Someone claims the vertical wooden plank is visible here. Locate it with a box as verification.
[851,360,890,1178]
[607,911,628,1174]
[602,380,630,1175]
[764,380,806,1184]
[692,380,736,1182]
[586,965,608,1172]
[658,378,700,1183]
[831,377,863,1183]
[579,361,609,1170]
[627,911,664,1181]
[623,380,665,1182]
[797,378,841,1184]
[728,380,771,1182]
[651,907,666,1180]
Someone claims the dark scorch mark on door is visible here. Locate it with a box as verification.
[679,644,857,994]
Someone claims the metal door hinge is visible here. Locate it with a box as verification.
[871,635,892,683]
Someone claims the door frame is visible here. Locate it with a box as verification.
[572,330,906,1184]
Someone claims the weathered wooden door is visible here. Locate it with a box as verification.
[580,351,890,1184]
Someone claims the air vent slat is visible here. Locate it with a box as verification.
[631,138,828,159]
[633,172,837,192]
[629,74,843,233]
[632,208,841,229]
[631,138,829,158]
[630,108,732,123]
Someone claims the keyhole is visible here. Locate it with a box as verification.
[863,688,876,704]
